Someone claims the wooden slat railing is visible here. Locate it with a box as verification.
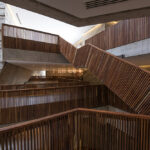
[0,85,101,124]
[0,84,132,125]
[78,108,150,150]
[2,24,60,53]
[0,109,77,150]
[59,37,77,63]
[0,108,150,150]
[86,16,150,50]
[59,39,150,115]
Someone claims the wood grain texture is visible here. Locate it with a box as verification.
[0,84,131,125]
[60,41,150,115]
[0,108,149,150]
[59,37,77,63]
[0,85,101,124]
[86,16,150,50]
[2,24,59,53]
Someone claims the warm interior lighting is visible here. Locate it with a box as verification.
[82,24,103,37]
[75,24,103,47]
[139,65,150,69]
[108,21,119,25]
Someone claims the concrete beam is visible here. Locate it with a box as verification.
[3,48,69,64]
[1,0,150,26]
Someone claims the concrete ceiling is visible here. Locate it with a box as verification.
[1,0,150,26]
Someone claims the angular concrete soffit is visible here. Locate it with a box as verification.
[1,0,150,26]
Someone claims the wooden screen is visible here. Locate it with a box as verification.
[59,40,150,115]
[86,16,150,50]
[2,24,60,53]
[0,85,101,124]
[0,108,149,150]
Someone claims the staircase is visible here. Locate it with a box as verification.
[0,17,150,150]
[59,38,150,115]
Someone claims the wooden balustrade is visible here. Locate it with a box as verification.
[86,16,150,50]
[59,39,150,115]
[59,37,77,63]
[2,24,60,53]
[0,85,101,124]
[0,84,132,125]
[0,108,149,150]
[78,108,150,150]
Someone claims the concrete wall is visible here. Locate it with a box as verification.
[3,48,69,64]
[94,105,127,113]
[0,2,5,70]
[0,63,33,84]
[107,38,150,57]
[74,24,105,48]
[0,2,21,71]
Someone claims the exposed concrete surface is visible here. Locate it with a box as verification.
[1,0,150,26]
[107,38,150,57]
[124,53,150,66]
[94,105,127,113]
[6,61,73,71]
[3,48,69,64]
[0,63,33,84]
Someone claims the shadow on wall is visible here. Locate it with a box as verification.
[0,63,33,85]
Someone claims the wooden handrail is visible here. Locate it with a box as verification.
[1,108,150,133]
[0,108,149,149]
[59,38,150,115]
[0,84,97,96]
[0,81,89,91]
[0,108,77,133]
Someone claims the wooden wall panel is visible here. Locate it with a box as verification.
[86,17,150,50]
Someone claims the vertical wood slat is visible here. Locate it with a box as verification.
[72,44,150,115]
[0,108,149,150]
[0,84,133,125]
[59,37,77,64]
[2,24,60,53]
[86,16,150,50]
[0,85,104,124]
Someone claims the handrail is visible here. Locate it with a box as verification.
[0,81,89,91]
[1,108,150,132]
[0,108,77,133]
[0,108,149,150]
[0,84,97,96]
[59,38,150,115]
